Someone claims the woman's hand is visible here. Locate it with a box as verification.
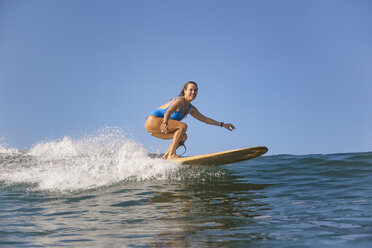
[223,123,236,131]
[160,121,168,133]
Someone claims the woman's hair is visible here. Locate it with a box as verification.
[178,81,198,96]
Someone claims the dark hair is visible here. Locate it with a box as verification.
[178,81,198,96]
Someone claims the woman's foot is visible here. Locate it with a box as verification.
[162,153,180,160]
[168,154,181,160]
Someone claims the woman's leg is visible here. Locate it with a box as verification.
[162,124,187,159]
[145,116,188,159]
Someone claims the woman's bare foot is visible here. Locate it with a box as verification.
[162,153,180,160]
[167,154,180,160]
[162,152,169,159]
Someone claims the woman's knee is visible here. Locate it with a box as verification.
[180,122,188,132]
[182,133,188,142]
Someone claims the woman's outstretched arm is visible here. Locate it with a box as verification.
[189,106,236,131]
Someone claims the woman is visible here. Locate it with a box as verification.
[145,81,236,160]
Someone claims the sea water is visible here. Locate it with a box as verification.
[1,129,371,247]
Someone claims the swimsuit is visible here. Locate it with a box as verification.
[148,97,192,121]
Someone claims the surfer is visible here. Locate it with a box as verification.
[145,81,236,160]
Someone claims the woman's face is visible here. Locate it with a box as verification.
[184,83,198,102]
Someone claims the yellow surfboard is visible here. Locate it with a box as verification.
[173,146,268,166]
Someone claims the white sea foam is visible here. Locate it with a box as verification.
[0,128,181,192]
[27,136,79,158]
[0,139,20,154]
[0,146,19,154]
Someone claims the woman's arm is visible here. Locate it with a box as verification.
[190,106,236,131]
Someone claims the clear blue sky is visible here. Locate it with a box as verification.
[0,0,371,155]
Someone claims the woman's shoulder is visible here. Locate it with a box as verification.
[171,96,185,103]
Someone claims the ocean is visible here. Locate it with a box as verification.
[1,131,371,247]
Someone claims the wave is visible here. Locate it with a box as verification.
[2,128,370,194]
[0,128,184,193]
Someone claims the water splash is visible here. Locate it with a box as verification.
[0,128,182,192]
[0,138,19,154]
